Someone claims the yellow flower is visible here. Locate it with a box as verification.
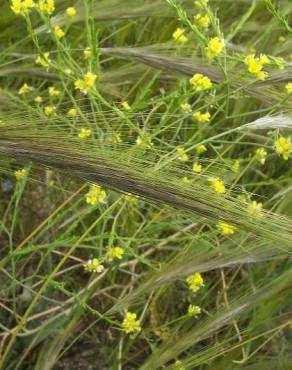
[194,13,210,28]
[205,37,224,60]
[121,311,141,334]
[247,200,263,218]
[66,6,76,17]
[172,28,188,43]
[86,185,106,205]
[182,176,190,184]
[75,72,97,94]
[180,103,191,113]
[78,128,92,139]
[11,0,35,15]
[194,0,208,9]
[175,360,185,370]
[83,47,92,59]
[195,144,207,155]
[186,272,204,292]
[188,304,201,317]
[193,111,211,123]
[217,221,236,235]
[285,82,292,94]
[189,73,212,92]
[255,148,267,165]
[84,258,104,273]
[176,147,189,162]
[244,54,269,80]
[18,83,33,94]
[15,168,27,180]
[35,52,50,69]
[48,86,60,97]
[278,35,286,43]
[192,162,202,173]
[34,96,43,104]
[208,177,226,194]
[274,136,292,160]
[121,101,131,110]
[67,108,77,117]
[136,135,153,149]
[54,26,65,39]
[106,247,125,261]
[109,133,122,144]
[44,105,55,116]
[231,159,240,173]
[274,57,285,70]
[38,0,55,15]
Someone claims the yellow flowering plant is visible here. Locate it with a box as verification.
[121,311,141,334]
[186,272,204,293]
[85,185,106,205]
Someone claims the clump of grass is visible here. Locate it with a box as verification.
[0,0,292,369]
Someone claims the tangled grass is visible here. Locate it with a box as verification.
[0,1,291,369]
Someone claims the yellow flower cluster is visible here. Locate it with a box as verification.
[121,101,131,110]
[67,108,77,117]
[208,177,226,193]
[175,360,185,370]
[75,72,97,94]
[195,0,208,9]
[35,52,50,69]
[106,247,125,261]
[34,96,43,104]
[205,37,224,59]
[189,73,212,92]
[247,200,263,218]
[85,185,106,206]
[11,0,35,15]
[15,168,27,180]
[274,136,292,160]
[44,105,55,116]
[48,86,60,97]
[192,162,202,173]
[186,272,204,292]
[278,35,286,43]
[217,221,236,235]
[195,144,207,155]
[18,83,33,95]
[194,13,210,28]
[121,311,141,334]
[38,0,55,15]
[285,82,292,94]
[84,47,92,60]
[136,135,153,149]
[255,148,267,165]
[180,103,191,113]
[84,258,104,273]
[244,54,269,80]
[66,6,76,17]
[188,304,201,317]
[172,28,188,43]
[182,176,190,184]
[193,111,211,123]
[231,159,240,173]
[78,128,92,139]
[108,133,122,144]
[54,26,65,39]
[176,147,189,162]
